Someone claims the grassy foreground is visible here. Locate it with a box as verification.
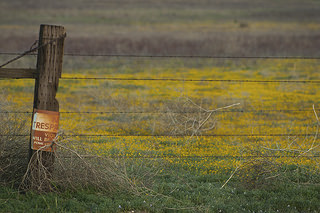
[1,164,320,212]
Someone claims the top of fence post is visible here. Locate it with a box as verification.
[34,24,66,111]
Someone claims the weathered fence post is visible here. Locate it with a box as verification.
[28,24,66,191]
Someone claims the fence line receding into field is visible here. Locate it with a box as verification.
[1,44,319,161]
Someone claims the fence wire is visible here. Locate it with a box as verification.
[60,77,320,84]
[4,155,320,159]
[0,109,319,114]
[1,52,320,60]
[1,133,319,137]
[2,77,320,83]
[0,34,66,68]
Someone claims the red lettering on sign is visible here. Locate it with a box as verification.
[34,122,58,131]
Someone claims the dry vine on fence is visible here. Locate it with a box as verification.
[165,96,240,137]
[223,105,320,189]
[19,135,139,193]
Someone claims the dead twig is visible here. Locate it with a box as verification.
[220,165,240,189]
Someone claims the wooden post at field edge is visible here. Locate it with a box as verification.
[28,24,66,191]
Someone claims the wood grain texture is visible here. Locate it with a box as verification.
[28,25,66,192]
[34,24,66,111]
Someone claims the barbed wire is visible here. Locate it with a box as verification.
[1,134,317,137]
[66,134,320,137]
[93,155,320,159]
[1,52,320,60]
[0,109,319,114]
[5,154,320,159]
[0,33,66,68]
[65,54,320,60]
[60,77,320,83]
[0,50,38,69]
[55,154,320,159]
[2,76,319,83]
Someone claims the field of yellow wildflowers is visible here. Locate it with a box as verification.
[1,57,319,176]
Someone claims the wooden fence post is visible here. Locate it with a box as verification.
[28,25,65,191]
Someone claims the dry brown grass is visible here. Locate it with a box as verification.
[0,100,139,193]
[229,105,320,189]
[0,100,29,187]
[19,138,139,193]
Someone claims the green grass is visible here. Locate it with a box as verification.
[1,164,320,212]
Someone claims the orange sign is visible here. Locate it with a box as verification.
[31,109,59,152]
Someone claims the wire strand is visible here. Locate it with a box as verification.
[0,109,318,114]
[0,33,66,68]
[64,54,320,59]
[0,134,318,137]
[5,155,320,159]
[1,52,320,59]
[69,155,320,159]
[60,77,320,84]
